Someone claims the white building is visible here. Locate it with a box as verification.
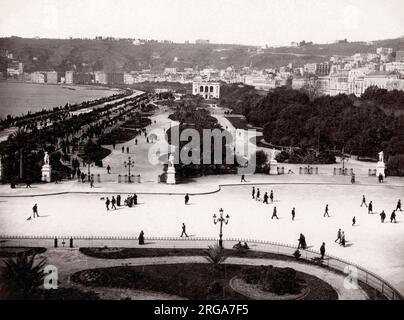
[65,71,74,84]
[94,71,107,84]
[192,81,220,99]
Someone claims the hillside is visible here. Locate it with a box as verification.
[1,36,404,73]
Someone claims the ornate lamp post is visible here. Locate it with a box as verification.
[124,156,135,183]
[213,208,230,249]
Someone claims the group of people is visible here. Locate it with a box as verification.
[335,228,347,247]
[252,187,275,204]
[104,193,139,210]
[361,195,401,223]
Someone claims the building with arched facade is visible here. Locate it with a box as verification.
[192,81,220,99]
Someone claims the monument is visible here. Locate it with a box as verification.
[41,151,52,182]
[376,151,386,178]
[269,151,278,175]
[166,153,176,184]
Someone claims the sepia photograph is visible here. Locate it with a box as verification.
[0,0,404,311]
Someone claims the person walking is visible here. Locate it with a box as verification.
[352,216,356,226]
[320,242,326,260]
[298,233,306,249]
[390,210,397,223]
[368,201,373,214]
[185,193,189,205]
[252,187,255,199]
[112,142,116,150]
[32,203,39,218]
[396,199,402,212]
[111,196,117,210]
[138,230,145,245]
[256,188,260,201]
[135,138,138,145]
[271,206,279,219]
[291,207,296,221]
[270,190,274,203]
[360,195,367,207]
[341,232,346,247]
[126,146,129,153]
[25,178,32,188]
[380,210,386,223]
[263,192,269,204]
[323,204,330,217]
[180,223,188,238]
[107,165,111,174]
[133,193,138,205]
[90,177,94,188]
[122,146,124,153]
[105,197,110,211]
[335,229,342,243]
[240,174,246,182]
[117,194,121,207]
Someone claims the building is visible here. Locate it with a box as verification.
[304,63,317,75]
[328,71,349,96]
[192,81,220,99]
[164,68,177,74]
[376,47,393,55]
[94,71,107,84]
[316,63,330,76]
[396,50,404,62]
[107,72,124,85]
[384,62,404,73]
[30,72,45,83]
[65,71,74,84]
[45,71,58,84]
[195,39,209,44]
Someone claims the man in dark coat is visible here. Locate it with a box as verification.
[380,210,386,223]
[271,206,279,219]
[185,193,189,205]
[291,208,296,221]
[320,242,326,260]
[390,210,397,223]
[105,197,110,210]
[368,201,373,214]
[396,199,402,212]
[263,192,268,204]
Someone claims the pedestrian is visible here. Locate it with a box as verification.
[126,146,129,153]
[380,210,386,223]
[122,146,124,153]
[291,207,296,221]
[335,228,342,243]
[378,173,384,183]
[107,165,111,174]
[396,199,402,212]
[351,174,355,184]
[390,210,397,223]
[185,193,189,205]
[111,196,117,210]
[263,192,268,204]
[112,142,116,150]
[180,223,188,238]
[90,177,94,188]
[298,233,306,249]
[270,190,274,202]
[368,201,373,214]
[352,216,356,226]
[240,174,246,182]
[26,178,32,188]
[341,233,346,247]
[256,188,260,201]
[117,194,121,206]
[138,230,145,245]
[252,187,255,199]
[320,242,326,260]
[323,204,330,217]
[133,193,138,205]
[361,195,367,207]
[32,203,39,218]
[81,172,86,183]
[105,197,110,210]
[271,206,279,219]
[146,137,149,143]
[135,139,138,145]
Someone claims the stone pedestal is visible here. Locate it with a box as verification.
[376,161,385,178]
[166,167,176,184]
[41,164,52,182]
[269,159,278,175]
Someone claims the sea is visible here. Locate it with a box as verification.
[0,81,120,119]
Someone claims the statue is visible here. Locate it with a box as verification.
[168,153,175,168]
[376,151,385,178]
[44,152,50,165]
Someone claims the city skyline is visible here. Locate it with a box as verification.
[0,0,403,46]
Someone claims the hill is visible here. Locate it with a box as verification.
[1,36,404,73]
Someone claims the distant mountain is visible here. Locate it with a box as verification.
[1,36,404,73]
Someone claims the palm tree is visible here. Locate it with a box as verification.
[1,252,46,299]
[204,244,227,269]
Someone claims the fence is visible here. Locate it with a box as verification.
[0,235,402,300]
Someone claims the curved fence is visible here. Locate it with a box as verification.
[0,234,402,300]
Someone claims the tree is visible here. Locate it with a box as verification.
[1,253,46,299]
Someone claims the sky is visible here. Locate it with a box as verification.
[0,0,404,46]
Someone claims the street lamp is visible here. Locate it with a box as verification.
[124,156,135,182]
[213,208,230,249]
